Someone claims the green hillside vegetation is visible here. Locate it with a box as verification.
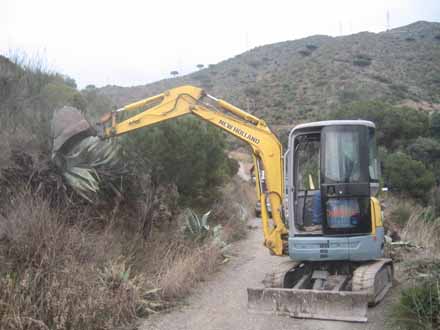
[97,21,440,125]
[331,101,439,202]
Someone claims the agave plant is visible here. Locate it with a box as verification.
[57,136,124,202]
[51,106,125,202]
[183,209,212,241]
[183,208,229,248]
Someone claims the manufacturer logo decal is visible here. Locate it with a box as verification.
[218,119,260,144]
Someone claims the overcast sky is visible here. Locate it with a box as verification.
[2,0,439,89]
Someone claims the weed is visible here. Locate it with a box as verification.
[389,201,414,227]
[390,260,440,330]
[0,191,157,330]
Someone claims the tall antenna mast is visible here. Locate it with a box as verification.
[386,10,390,30]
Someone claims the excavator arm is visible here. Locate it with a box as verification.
[97,85,287,255]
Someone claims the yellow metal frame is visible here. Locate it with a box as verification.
[98,85,288,255]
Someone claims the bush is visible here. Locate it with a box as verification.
[389,83,409,99]
[0,192,154,330]
[306,44,318,51]
[247,60,261,69]
[431,111,440,139]
[299,49,311,57]
[390,260,440,330]
[371,74,391,84]
[244,86,260,97]
[121,117,237,206]
[389,201,413,227]
[332,101,430,150]
[407,137,440,170]
[353,54,372,67]
[211,177,253,242]
[383,152,435,201]
[391,278,440,330]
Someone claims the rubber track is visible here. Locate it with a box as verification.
[352,258,393,305]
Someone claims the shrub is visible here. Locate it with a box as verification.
[431,111,440,139]
[390,83,409,99]
[353,54,372,67]
[248,60,261,69]
[230,68,240,77]
[338,90,359,103]
[121,117,237,206]
[389,201,413,226]
[332,101,430,150]
[211,176,253,242]
[390,259,440,330]
[244,86,260,97]
[0,192,154,330]
[407,137,440,165]
[391,278,440,330]
[299,49,311,57]
[371,74,391,84]
[383,152,435,201]
[306,44,318,51]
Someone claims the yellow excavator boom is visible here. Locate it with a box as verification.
[97,85,288,255]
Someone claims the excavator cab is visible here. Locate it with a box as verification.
[249,121,392,322]
[286,120,383,261]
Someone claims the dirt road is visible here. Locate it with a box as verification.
[141,217,391,330]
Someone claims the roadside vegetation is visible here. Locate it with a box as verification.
[331,101,439,203]
[2,21,440,329]
[0,54,249,330]
[386,200,440,330]
[330,101,440,330]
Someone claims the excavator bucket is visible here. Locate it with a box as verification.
[52,106,95,155]
[247,287,369,322]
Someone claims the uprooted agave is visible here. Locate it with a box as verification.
[51,106,125,202]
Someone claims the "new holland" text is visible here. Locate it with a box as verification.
[218,119,260,144]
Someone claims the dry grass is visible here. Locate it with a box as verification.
[0,184,247,329]
[154,241,222,299]
[383,193,440,255]
[0,191,155,330]
[401,208,440,257]
[387,197,440,329]
[211,176,254,243]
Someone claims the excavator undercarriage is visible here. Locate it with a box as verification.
[248,258,393,322]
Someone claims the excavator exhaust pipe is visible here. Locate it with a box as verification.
[247,287,369,322]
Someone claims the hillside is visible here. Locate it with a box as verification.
[96,21,440,125]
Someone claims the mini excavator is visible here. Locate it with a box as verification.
[58,85,392,322]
